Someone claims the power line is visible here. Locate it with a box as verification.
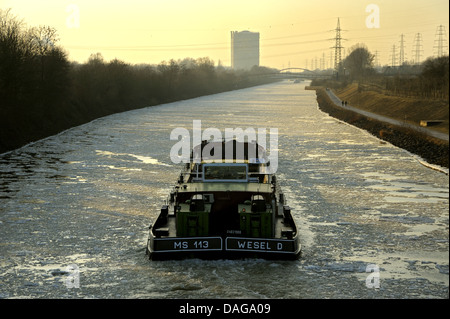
[263,47,330,59]
[329,51,333,70]
[390,44,397,67]
[330,17,345,70]
[399,34,406,65]
[434,25,448,57]
[374,50,380,67]
[412,33,423,64]
[65,38,329,53]
[320,52,325,70]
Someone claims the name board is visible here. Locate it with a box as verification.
[225,237,295,253]
[153,237,222,252]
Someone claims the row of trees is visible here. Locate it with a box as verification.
[71,54,229,118]
[0,9,277,153]
[71,54,275,113]
[0,10,70,113]
[329,43,449,100]
[383,56,449,99]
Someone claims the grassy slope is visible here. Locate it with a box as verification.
[310,86,449,168]
[334,83,449,134]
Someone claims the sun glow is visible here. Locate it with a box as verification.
[2,0,449,68]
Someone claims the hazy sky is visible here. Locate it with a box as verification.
[2,0,449,68]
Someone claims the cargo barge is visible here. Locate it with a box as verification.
[146,139,301,260]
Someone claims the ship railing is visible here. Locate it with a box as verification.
[248,176,260,183]
[179,168,270,184]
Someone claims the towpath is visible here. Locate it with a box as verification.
[325,89,449,142]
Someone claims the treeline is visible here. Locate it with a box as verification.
[313,43,449,100]
[69,54,275,118]
[383,56,449,100]
[0,9,277,153]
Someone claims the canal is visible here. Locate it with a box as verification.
[0,80,448,299]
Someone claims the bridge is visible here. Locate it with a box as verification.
[275,67,333,80]
[248,67,333,80]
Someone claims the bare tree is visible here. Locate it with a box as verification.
[421,56,449,99]
[28,25,59,57]
[343,44,375,82]
[0,9,28,106]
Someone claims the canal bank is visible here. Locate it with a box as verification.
[307,86,449,170]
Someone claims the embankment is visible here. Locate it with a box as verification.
[335,83,449,134]
[308,86,449,169]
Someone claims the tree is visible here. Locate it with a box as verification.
[420,56,449,99]
[158,59,180,100]
[28,26,69,107]
[343,44,375,81]
[0,9,29,107]
[29,26,59,57]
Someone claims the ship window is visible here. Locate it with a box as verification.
[189,194,205,211]
[251,194,267,212]
[203,164,247,181]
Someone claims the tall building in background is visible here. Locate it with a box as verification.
[231,31,260,70]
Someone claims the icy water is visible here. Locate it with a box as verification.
[0,80,448,299]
